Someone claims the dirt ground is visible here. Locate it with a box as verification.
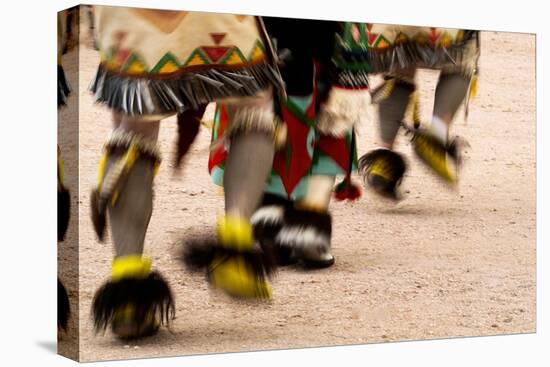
[57,22,536,362]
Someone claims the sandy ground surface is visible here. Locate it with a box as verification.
[58,26,536,362]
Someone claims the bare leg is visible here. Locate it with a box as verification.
[107,117,160,257]
[377,68,417,149]
[112,111,122,129]
[224,132,275,220]
[297,175,335,212]
[193,89,276,299]
[430,73,471,143]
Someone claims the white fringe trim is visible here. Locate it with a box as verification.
[275,226,330,250]
[251,205,284,226]
[106,129,162,161]
[316,87,372,137]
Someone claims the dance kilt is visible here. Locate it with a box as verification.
[365,23,479,75]
[89,6,283,117]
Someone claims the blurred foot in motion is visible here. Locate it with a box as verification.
[92,256,174,339]
[359,26,479,194]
